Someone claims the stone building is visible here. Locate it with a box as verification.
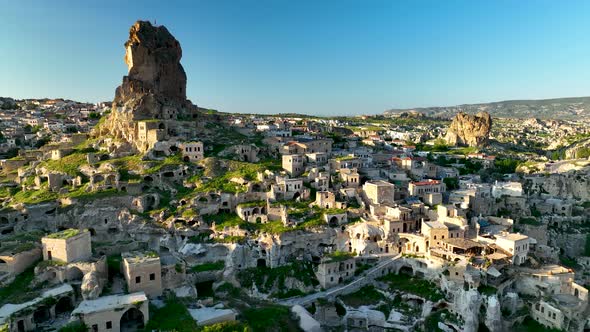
[408,179,445,198]
[494,232,531,265]
[338,168,360,188]
[122,251,163,298]
[0,244,41,281]
[234,144,259,163]
[71,292,149,332]
[315,191,336,209]
[315,256,356,288]
[41,229,92,263]
[180,141,204,162]
[282,154,304,177]
[363,180,395,205]
[531,300,565,330]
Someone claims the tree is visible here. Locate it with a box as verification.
[443,177,459,190]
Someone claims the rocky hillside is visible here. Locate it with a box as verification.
[445,111,492,147]
[385,96,590,119]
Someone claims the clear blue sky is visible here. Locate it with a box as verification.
[2,1,590,116]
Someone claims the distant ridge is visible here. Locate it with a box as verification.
[384,96,590,119]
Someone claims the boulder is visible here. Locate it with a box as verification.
[81,271,102,300]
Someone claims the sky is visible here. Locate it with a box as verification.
[1,1,590,116]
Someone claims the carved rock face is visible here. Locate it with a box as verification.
[114,20,187,110]
[445,111,492,147]
[95,20,201,153]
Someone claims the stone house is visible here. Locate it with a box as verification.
[270,177,308,201]
[282,154,304,177]
[236,201,268,223]
[71,292,149,332]
[531,300,564,330]
[305,152,328,166]
[315,191,336,209]
[0,244,41,283]
[362,180,395,206]
[315,257,356,288]
[122,251,163,298]
[41,229,92,263]
[408,179,445,198]
[494,232,531,265]
[234,144,259,163]
[179,141,204,162]
[338,168,360,188]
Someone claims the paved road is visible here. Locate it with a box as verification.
[278,253,401,307]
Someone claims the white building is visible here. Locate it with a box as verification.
[494,232,532,265]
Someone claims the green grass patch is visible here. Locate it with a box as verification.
[39,152,88,177]
[144,297,199,332]
[519,217,541,226]
[237,261,318,295]
[241,305,299,332]
[340,285,385,307]
[46,228,80,239]
[326,251,355,263]
[477,284,498,296]
[0,264,42,305]
[377,273,445,302]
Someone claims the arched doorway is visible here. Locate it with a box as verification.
[399,265,414,276]
[55,297,73,315]
[120,307,145,332]
[292,192,301,201]
[329,216,339,227]
[257,258,267,268]
[67,267,84,281]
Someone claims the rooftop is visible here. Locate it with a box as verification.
[188,306,237,326]
[71,292,147,315]
[122,251,160,265]
[44,228,84,240]
[495,232,529,242]
[444,238,483,250]
[411,179,441,186]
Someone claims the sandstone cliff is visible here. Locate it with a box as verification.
[445,112,492,147]
[95,20,200,152]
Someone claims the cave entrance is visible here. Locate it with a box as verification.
[195,280,214,298]
[55,297,73,315]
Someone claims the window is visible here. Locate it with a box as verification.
[106,321,112,329]
[150,273,156,281]
[135,276,141,283]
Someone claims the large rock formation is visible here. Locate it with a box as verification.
[95,20,200,152]
[113,20,189,113]
[445,112,492,147]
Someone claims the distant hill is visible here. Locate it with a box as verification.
[384,96,590,119]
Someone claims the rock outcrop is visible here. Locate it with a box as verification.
[113,20,189,113]
[81,271,102,300]
[445,112,492,147]
[95,20,200,153]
